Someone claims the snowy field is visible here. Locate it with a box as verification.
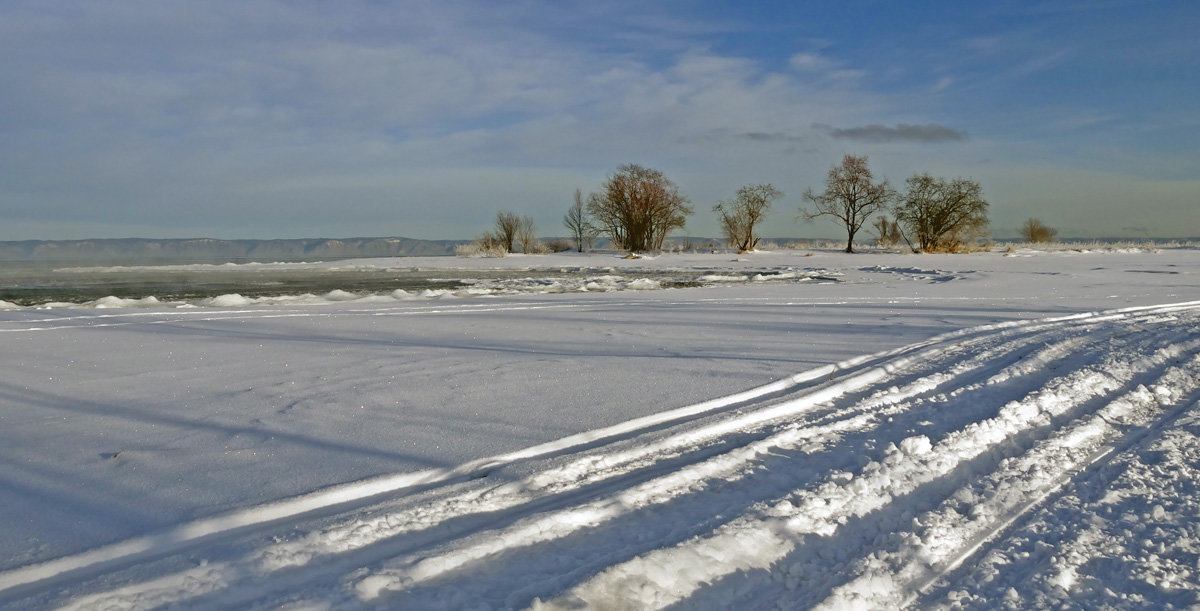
[1,247,1198,609]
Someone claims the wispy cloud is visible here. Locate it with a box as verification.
[788,51,866,82]
[964,36,1003,54]
[789,52,836,73]
[738,132,806,143]
[822,124,968,143]
[1008,48,1075,78]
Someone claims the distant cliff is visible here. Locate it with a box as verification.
[0,237,467,262]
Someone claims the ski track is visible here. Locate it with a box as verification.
[2,301,1199,609]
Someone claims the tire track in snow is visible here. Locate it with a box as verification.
[158,315,1200,607]
[535,317,1200,610]
[0,297,1087,602]
[82,314,1096,609]
[808,342,1200,610]
[923,384,1200,609]
[348,324,1136,609]
[907,353,1200,610]
[65,314,1108,609]
[3,301,1199,609]
[18,300,1075,609]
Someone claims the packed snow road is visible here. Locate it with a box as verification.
[3,299,1199,609]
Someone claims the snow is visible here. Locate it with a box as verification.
[1,247,1199,609]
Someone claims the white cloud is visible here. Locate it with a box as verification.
[0,1,1194,240]
[789,52,835,72]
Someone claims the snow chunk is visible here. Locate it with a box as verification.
[626,278,661,290]
[320,290,360,302]
[88,296,163,309]
[204,294,254,307]
[899,435,933,456]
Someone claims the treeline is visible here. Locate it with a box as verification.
[468,155,1059,256]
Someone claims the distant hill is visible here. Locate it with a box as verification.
[0,237,468,263]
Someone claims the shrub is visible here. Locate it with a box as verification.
[587,164,693,253]
[515,215,538,253]
[1020,218,1058,243]
[546,238,574,253]
[494,211,520,253]
[523,240,553,254]
[894,174,989,253]
[714,183,782,253]
[872,216,903,248]
[456,232,508,257]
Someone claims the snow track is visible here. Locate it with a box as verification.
[3,301,1200,609]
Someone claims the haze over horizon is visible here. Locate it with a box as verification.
[2,1,1196,242]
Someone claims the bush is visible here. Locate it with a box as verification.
[587,164,693,253]
[455,243,507,257]
[872,216,903,248]
[714,183,781,253]
[515,215,538,253]
[493,212,521,253]
[546,238,574,253]
[894,174,989,253]
[522,240,553,254]
[1020,218,1058,243]
[456,233,508,257]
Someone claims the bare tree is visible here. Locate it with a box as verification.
[801,155,895,253]
[1020,217,1058,243]
[563,189,596,252]
[587,164,692,253]
[515,215,538,253]
[893,174,989,252]
[713,183,782,253]
[494,211,521,253]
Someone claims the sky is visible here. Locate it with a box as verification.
[1,0,1197,241]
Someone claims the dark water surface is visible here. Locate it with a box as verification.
[0,260,713,306]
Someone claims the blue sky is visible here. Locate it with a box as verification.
[1,0,1196,241]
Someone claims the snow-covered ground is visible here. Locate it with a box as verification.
[1,247,1198,609]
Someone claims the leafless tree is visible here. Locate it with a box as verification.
[514,215,539,253]
[493,211,521,253]
[894,174,989,252]
[1020,217,1058,243]
[713,183,782,252]
[801,155,895,253]
[587,164,692,252]
[563,189,597,252]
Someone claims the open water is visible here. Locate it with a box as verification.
[0,259,720,307]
